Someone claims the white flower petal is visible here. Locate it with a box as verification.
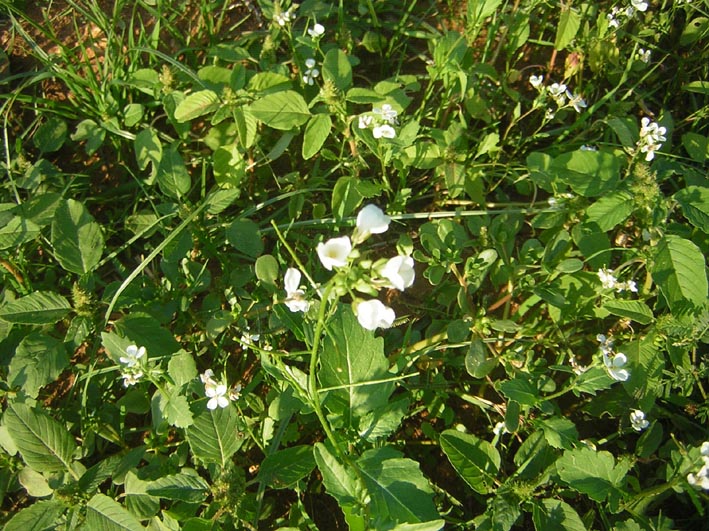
[317,236,352,270]
[355,299,395,330]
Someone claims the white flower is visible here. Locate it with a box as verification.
[607,13,620,28]
[200,369,217,385]
[120,344,146,367]
[205,380,230,410]
[317,236,352,270]
[122,371,143,387]
[240,330,260,350]
[493,422,508,436]
[355,299,396,330]
[701,441,709,456]
[284,267,310,312]
[630,409,649,431]
[302,58,320,85]
[624,280,638,293]
[529,74,543,88]
[274,8,296,26]
[637,48,651,63]
[549,82,567,105]
[598,268,618,290]
[373,104,398,124]
[358,115,373,129]
[372,124,396,139]
[229,383,242,402]
[604,351,630,381]
[631,0,648,12]
[381,255,415,291]
[566,91,587,113]
[580,144,597,151]
[597,333,614,354]
[308,23,325,38]
[356,204,391,235]
[638,116,666,161]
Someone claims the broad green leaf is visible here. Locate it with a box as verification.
[33,117,67,153]
[319,306,394,426]
[0,291,70,325]
[585,191,634,231]
[465,339,496,378]
[390,522,445,531]
[533,498,586,531]
[623,337,664,412]
[187,406,244,466]
[156,146,191,199]
[248,90,310,130]
[680,16,709,46]
[124,471,160,519]
[123,103,144,128]
[322,48,352,91]
[607,117,638,148]
[14,192,62,227]
[4,500,65,531]
[603,300,654,325]
[207,188,241,214]
[554,6,581,50]
[314,442,365,508]
[213,143,246,187]
[4,402,75,473]
[71,118,105,155]
[499,376,540,406]
[226,219,263,258]
[358,447,440,525]
[651,235,708,309]
[114,313,181,356]
[557,447,627,502]
[8,333,69,398]
[439,430,500,494]
[534,417,579,450]
[572,366,613,396]
[674,186,709,234]
[157,390,193,429]
[255,254,279,285]
[51,199,105,274]
[551,151,621,197]
[146,473,209,502]
[0,216,40,249]
[167,350,197,387]
[358,397,410,442]
[332,176,363,219]
[258,445,316,489]
[18,467,53,497]
[682,133,708,163]
[302,113,332,159]
[85,493,144,531]
[134,128,162,181]
[174,89,220,122]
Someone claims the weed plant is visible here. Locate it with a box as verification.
[0,0,707,529]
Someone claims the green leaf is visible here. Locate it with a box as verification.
[167,350,197,387]
[358,398,410,442]
[33,117,67,153]
[255,254,279,285]
[682,133,708,163]
[4,500,65,531]
[0,216,40,249]
[249,90,310,130]
[585,191,634,231]
[157,390,193,429]
[226,219,263,258]
[187,406,244,466]
[603,300,654,325]
[674,186,709,234]
[551,151,621,197]
[8,333,69,398]
[332,176,363,219]
[556,446,627,502]
[258,445,316,489]
[4,402,75,473]
[499,376,540,406]
[157,146,191,199]
[302,113,332,159]
[358,447,440,525]
[652,235,708,309]
[533,498,586,531]
[314,442,365,508]
[71,118,105,155]
[319,306,394,426]
[535,417,579,450]
[213,143,246,188]
[86,493,145,531]
[134,128,162,181]
[174,89,220,122]
[0,291,71,325]
[465,339,497,378]
[554,6,581,50]
[51,199,105,274]
[439,430,500,494]
[207,188,240,214]
[322,48,353,91]
[18,467,53,497]
[146,473,209,502]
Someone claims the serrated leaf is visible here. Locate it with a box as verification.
[258,445,316,489]
[533,498,586,531]
[158,391,193,429]
[249,90,310,130]
[174,90,220,122]
[8,333,69,398]
[156,146,191,199]
[603,300,654,325]
[51,199,105,274]
[167,350,197,387]
[585,191,634,231]
[4,402,75,473]
[4,500,65,531]
[146,473,209,502]
[674,186,709,234]
[557,447,627,502]
[0,291,70,325]
[86,493,145,531]
[439,430,500,494]
[302,113,332,159]
[186,406,243,466]
[535,417,579,450]
[652,235,708,309]
[499,376,540,406]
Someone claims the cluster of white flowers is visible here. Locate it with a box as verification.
[687,442,709,491]
[358,103,398,139]
[302,57,320,85]
[598,334,630,381]
[274,5,297,26]
[200,369,241,410]
[598,267,638,293]
[637,116,666,161]
[636,48,652,64]
[529,76,587,117]
[607,0,648,29]
[119,344,146,387]
[629,409,650,431]
[310,204,415,330]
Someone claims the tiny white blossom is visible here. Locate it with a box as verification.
[205,381,230,410]
[624,280,638,293]
[373,104,398,124]
[372,124,396,139]
[122,371,143,387]
[358,115,373,129]
[356,204,391,236]
[630,409,650,431]
[308,23,325,38]
[604,351,630,381]
[274,8,296,26]
[317,236,352,270]
[638,116,666,161]
[240,330,260,350]
[637,48,651,63]
[598,268,618,290]
[566,91,587,113]
[631,0,648,12]
[200,369,217,385]
[529,74,543,88]
[355,299,396,330]
[549,82,568,105]
[701,441,709,456]
[493,422,508,436]
[305,57,316,69]
[381,255,415,291]
[580,145,597,151]
[284,268,310,312]
[120,344,146,367]
[302,58,320,85]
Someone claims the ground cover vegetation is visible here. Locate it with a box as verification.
[0,0,707,529]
